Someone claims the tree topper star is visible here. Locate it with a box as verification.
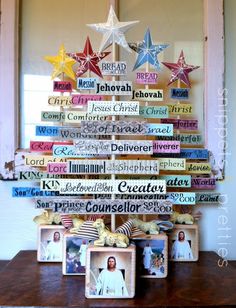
[67,37,110,78]
[44,44,76,80]
[162,50,200,88]
[129,28,169,71]
[87,5,139,53]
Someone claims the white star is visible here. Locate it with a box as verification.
[87,5,139,53]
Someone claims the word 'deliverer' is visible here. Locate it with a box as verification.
[40,179,166,195]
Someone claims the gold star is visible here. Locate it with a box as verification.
[44,44,76,80]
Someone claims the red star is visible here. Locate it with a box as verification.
[162,50,200,88]
[67,37,110,78]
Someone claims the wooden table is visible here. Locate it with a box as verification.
[0,251,235,307]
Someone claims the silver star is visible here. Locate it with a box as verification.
[87,5,139,53]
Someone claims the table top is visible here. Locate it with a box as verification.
[0,250,235,307]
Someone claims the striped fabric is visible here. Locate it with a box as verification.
[115,220,133,237]
[131,226,146,237]
[74,221,99,240]
[87,214,105,221]
[60,214,73,229]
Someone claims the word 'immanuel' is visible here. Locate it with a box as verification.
[40,179,166,195]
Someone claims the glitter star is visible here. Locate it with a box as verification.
[44,44,76,80]
[87,5,139,53]
[129,28,168,71]
[162,50,200,87]
[67,37,110,78]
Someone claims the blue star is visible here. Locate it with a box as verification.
[129,29,168,71]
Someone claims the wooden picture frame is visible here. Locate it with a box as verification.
[132,234,168,278]
[169,224,199,262]
[85,244,136,299]
[62,232,90,275]
[37,225,65,262]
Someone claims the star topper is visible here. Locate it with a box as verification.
[129,28,169,71]
[67,37,110,78]
[44,44,76,80]
[162,50,200,88]
[87,5,139,53]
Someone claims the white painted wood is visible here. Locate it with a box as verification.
[0,0,19,179]
[204,0,225,180]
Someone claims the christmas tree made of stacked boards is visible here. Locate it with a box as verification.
[13,5,220,297]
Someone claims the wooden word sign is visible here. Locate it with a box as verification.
[191,177,216,189]
[132,89,163,101]
[18,171,60,180]
[47,163,67,174]
[158,158,186,171]
[64,111,107,123]
[12,187,58,197]
[67,159,159,175]
[30,141,71,152]
[185,163,211,174]
[52,145,96,157]
[101,61,127,75]
[139,106,169,118]
[196,193,220,204]
[35,198,172,214]
[72,94,104,106]
[170,88,189,100]
[53,81,72,92]
[48,96,72,106]
[153,141,180,153]
[179,149,208,159]
[159,175,191,188]
[36,126,59,137]
[167,192,196,205]
[158,134,203,145]
[41,111,65,122]
[161,119,198,130]
[136,72,158,84]
[168,103,193,115]
[96,81,132,95]
[40,179,167,195]
[80,120,146,135]
[87,101,139,116]
[77,77,97,90]
[74,140,153,155]
[58,128,92,140]
[146,124,173,136]
[25,155,66,167]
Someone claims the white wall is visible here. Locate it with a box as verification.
[0,0,236,261]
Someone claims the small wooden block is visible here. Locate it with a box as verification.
[37,225,65,262]
[85,244,136,298]
[132,234,168,278]
[169,224,199,262]
[62,232,90,275]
